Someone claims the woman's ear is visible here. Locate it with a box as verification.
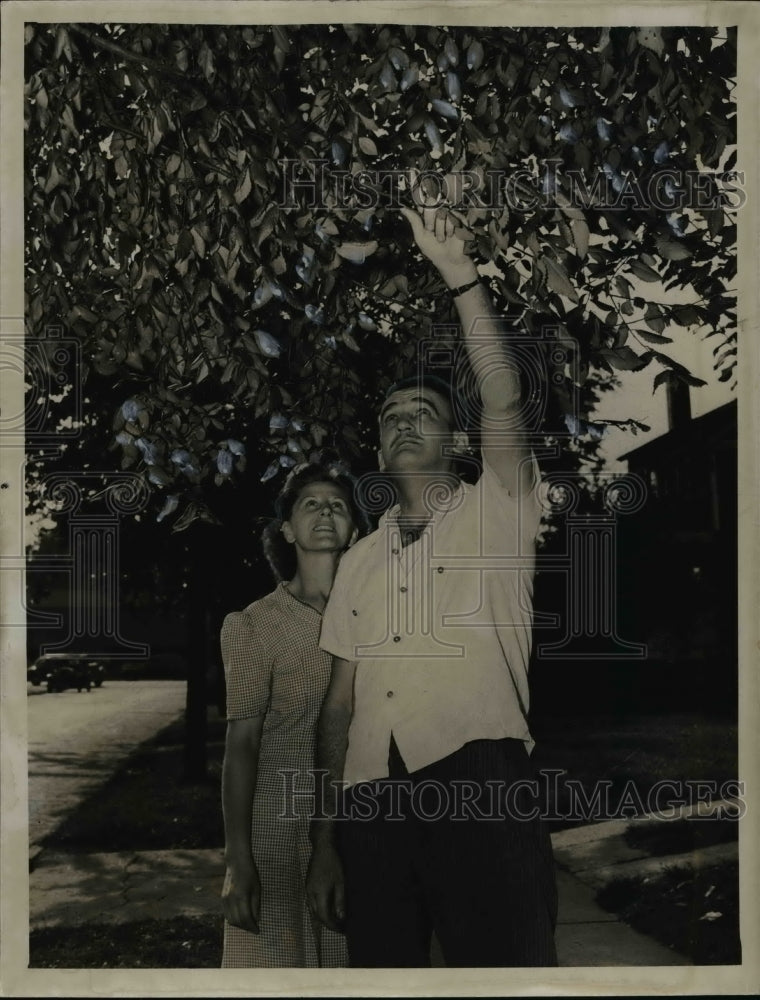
[281,520,295,544]
[377,448,386,472]
[347,526,359,548]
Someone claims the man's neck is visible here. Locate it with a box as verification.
[392,469,458,523]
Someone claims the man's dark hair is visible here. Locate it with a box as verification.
[383,372,460,429]
[261,456,369,582]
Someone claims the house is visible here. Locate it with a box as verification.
[620,390,737,541]
[616,389,737,688]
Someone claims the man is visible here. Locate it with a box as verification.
[305,191,558,968]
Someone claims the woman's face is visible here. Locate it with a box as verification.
[281,481,357,555]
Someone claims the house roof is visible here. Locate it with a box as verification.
[619,398,736,464]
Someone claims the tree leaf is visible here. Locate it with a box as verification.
[191,227,206,257]
[431,98,459,120]
[544,256,579,302]
[336,240,378,263]
[272,25,291,53]
[467,40,484,70]
[599,346,650,371]
[636,327,672,345]
[318,217,339,236]
[655,235,692,261]
[673,305,700,326]
[177,229,193,259]
[53,26,70,61]
[358,136,378,156]
[254,329,282,357]
[570,219,589,259]
[234,168,252,204]
[156,494,180,523]
[44,162,63,194]
[629,259,661,282]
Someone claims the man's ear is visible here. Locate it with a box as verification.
[451,430,470,455]
[377,448,386,472]
[281,520,295,544]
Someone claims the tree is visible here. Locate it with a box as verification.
[25,21,736,532]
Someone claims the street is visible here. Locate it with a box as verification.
[27,679,187,852]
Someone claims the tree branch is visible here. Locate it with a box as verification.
[67,23,185,78]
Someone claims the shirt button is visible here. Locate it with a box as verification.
[352,609,358,616]
[392,548,399,555]
[400,586,407,593]
[386,690,394,698]
[393,635,401,643]
[437,566,444,574]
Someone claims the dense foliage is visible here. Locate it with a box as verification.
[24,22,737,528]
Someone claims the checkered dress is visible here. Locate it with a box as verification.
[220,583,348,968]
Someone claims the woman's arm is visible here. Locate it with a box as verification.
[221,714,265,934]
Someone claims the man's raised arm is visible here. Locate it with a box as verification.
[400,199,534,496]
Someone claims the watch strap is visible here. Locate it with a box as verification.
[448,277,480,297]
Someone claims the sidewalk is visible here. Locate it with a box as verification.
[29,828,697,966]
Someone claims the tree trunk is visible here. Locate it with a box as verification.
[184,526,211,780]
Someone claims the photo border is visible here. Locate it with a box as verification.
[2,1,758,995]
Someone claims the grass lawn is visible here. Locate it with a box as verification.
[593,814,741,965]
[596,860,741,965]
[42,707,739,854]
[29,916,224,968]
[531,710,738,831]
[39,712,228,854]
[624,815,739,856]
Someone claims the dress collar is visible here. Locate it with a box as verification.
[276,580,322,617]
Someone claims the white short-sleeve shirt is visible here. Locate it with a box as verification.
[320,454,543,786]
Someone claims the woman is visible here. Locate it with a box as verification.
[220,458,367,968]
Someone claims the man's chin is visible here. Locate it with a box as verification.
[385,451,423,473]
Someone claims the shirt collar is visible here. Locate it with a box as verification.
[378,478,466,530]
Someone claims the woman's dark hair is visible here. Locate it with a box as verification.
[261,457,369,583]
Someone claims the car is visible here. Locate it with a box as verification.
[26,661,44,685]
[29,654,106,693]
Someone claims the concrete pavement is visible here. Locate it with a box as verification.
[29,834,693,966]
[551,798,739,892]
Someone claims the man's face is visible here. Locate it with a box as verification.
[378,387,460,475]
